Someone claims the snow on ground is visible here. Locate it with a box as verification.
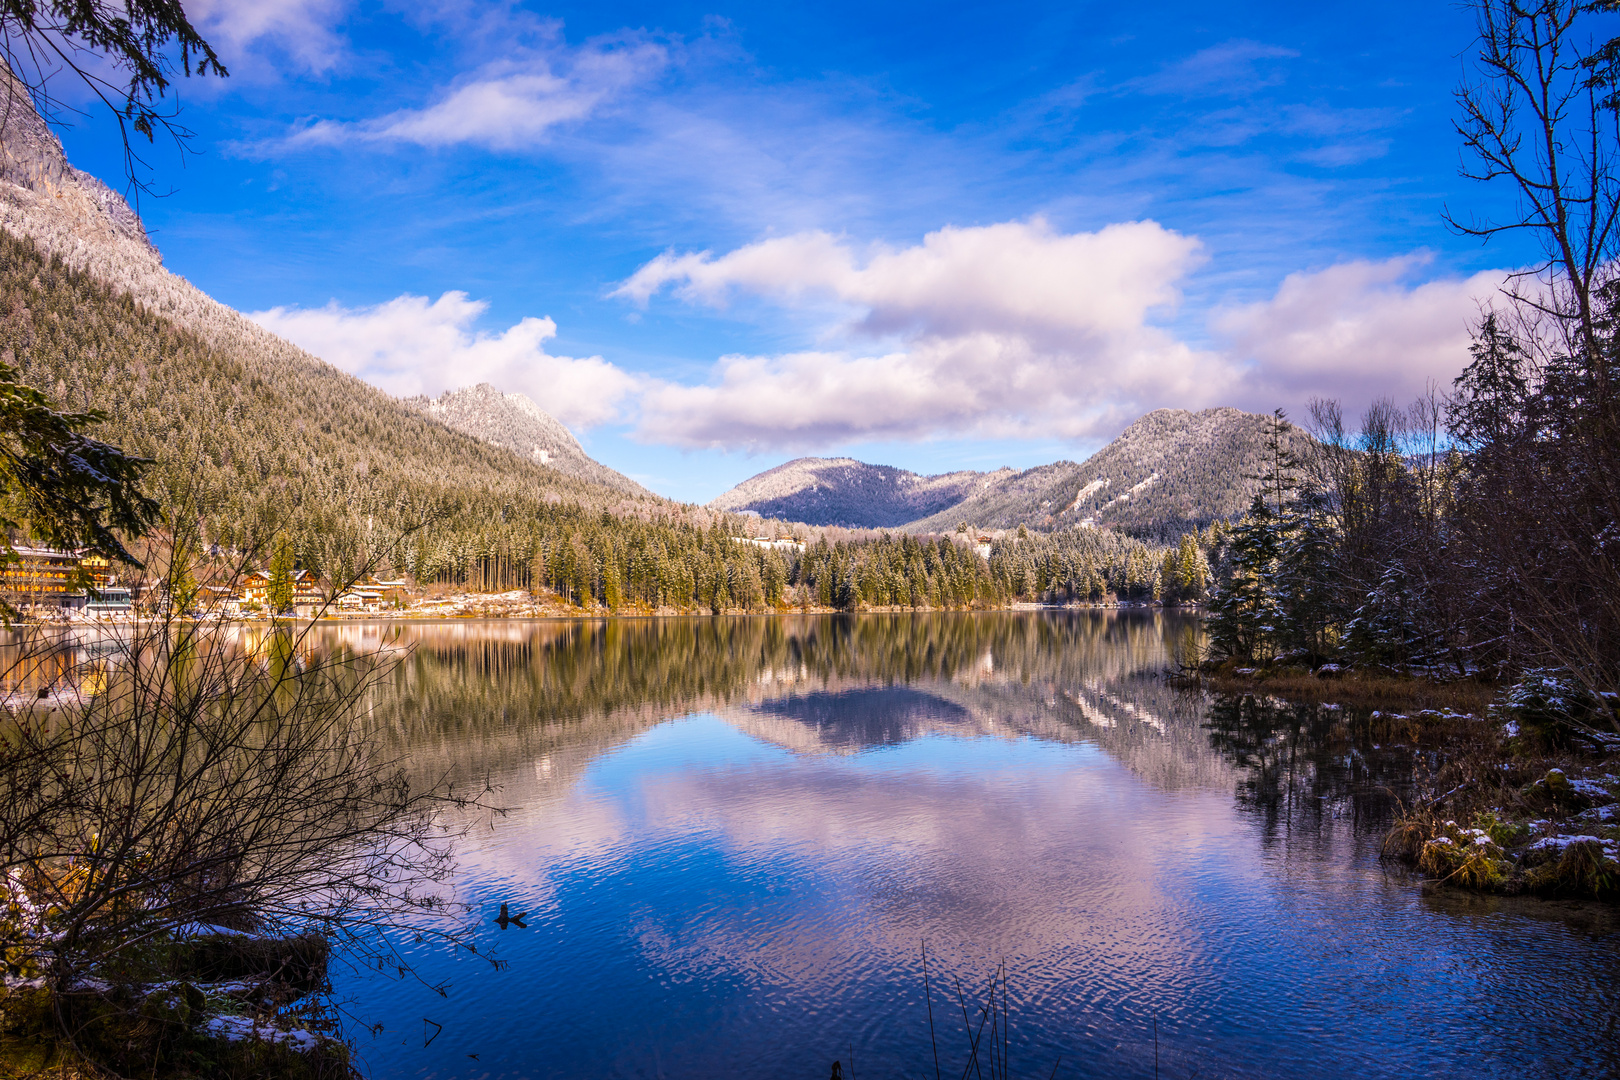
[1526,835,1619,859]
[203,1015,321,1052]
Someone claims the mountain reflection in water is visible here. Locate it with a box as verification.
[740,687,974,752]
[305,612,1619,1080]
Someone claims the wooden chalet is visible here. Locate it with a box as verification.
[240,568,324,615]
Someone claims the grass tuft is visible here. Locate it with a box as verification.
[1198,663,1497,714]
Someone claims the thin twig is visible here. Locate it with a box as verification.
[924,940,941,1080]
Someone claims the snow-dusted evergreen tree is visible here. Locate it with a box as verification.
[1174,532,1209,600]
[1275,482,1341,659]
[1205,411,1305,662]
[1206,494,1288,662]
[1343,562,1435,667]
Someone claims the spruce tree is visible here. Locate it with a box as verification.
[267,532,295,615]
[1276,483,1340,659]
[1344,562,1434,668]
[1175,533,1207,600]
[1206,495,1287,663]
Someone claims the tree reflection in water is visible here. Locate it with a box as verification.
[281,612,1619,1080]
[10,613,1421,857]
[1203,694,1416,857]
[267,612,1414,860]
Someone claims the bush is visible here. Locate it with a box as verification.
[0,543,494,1074]
[1493,669,1618,748]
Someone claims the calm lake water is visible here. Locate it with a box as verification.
[315,612,1620,1080]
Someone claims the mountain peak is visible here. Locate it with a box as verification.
[405,384,650,497]
[709,457,1013,528]
[716,408,1312,537]
[0,66,155,254]
[904,407,1311,536]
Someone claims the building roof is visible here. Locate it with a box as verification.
[8,546,79,559]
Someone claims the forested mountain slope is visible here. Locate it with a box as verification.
[709,457,1016,528]
[0,79,677,583]
[0,79,1192,611]
[0,231,674,571]
[405,384,650,497]
[0,67,650,499]
[904,408,1316,537]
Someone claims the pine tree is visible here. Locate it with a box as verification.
[763,553,787,608]
[1344,562,1434,668]
[1175,533,1207,600]
[1204,409,1319,662]
[1258,408,1303,516]
[1160,550,1179,602]
[267,532,295,615]
[1276,483,1340,658]
[1206,495,1287,662]
[1450,312,1530,450]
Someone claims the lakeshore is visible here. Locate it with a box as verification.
[4,610,1618,1079]
[31,591,1185,626]
[1190,661,1620,901]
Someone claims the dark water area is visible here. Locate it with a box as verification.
[306,612,1620,1080]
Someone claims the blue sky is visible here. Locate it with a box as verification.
[54,0,1543,502]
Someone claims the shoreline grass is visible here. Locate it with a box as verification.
[1180,663,1620,901]
[1187,661,1499,715]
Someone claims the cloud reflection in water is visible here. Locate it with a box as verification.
[312,613,1620,1080]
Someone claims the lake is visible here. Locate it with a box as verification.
[317,612,1620,1079]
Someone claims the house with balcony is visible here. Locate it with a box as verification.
[240,568,324,616]
[332,575,410,613]
[0,546,87,610]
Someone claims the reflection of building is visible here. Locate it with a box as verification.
[1,547,86,609]
[0,639,75,694]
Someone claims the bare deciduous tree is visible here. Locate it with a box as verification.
[0,518,498,1070]
[1450,0,1620,368]
[1440,0,1620,710]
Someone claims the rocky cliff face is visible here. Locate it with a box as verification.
[0,67,156,255]
[0,63,300,358]
[405,384,651,497]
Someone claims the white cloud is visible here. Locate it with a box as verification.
[249,292,637,429]
[189,0,348,74]
[1214,256,1511,412]
[619,218,1227,450]
[633,335,1203,451]
[247,233,1511,456]
[1138,40,1299,95]
[616,219,1199,341]
[289,42,666,151]
[616,223,1513,452]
